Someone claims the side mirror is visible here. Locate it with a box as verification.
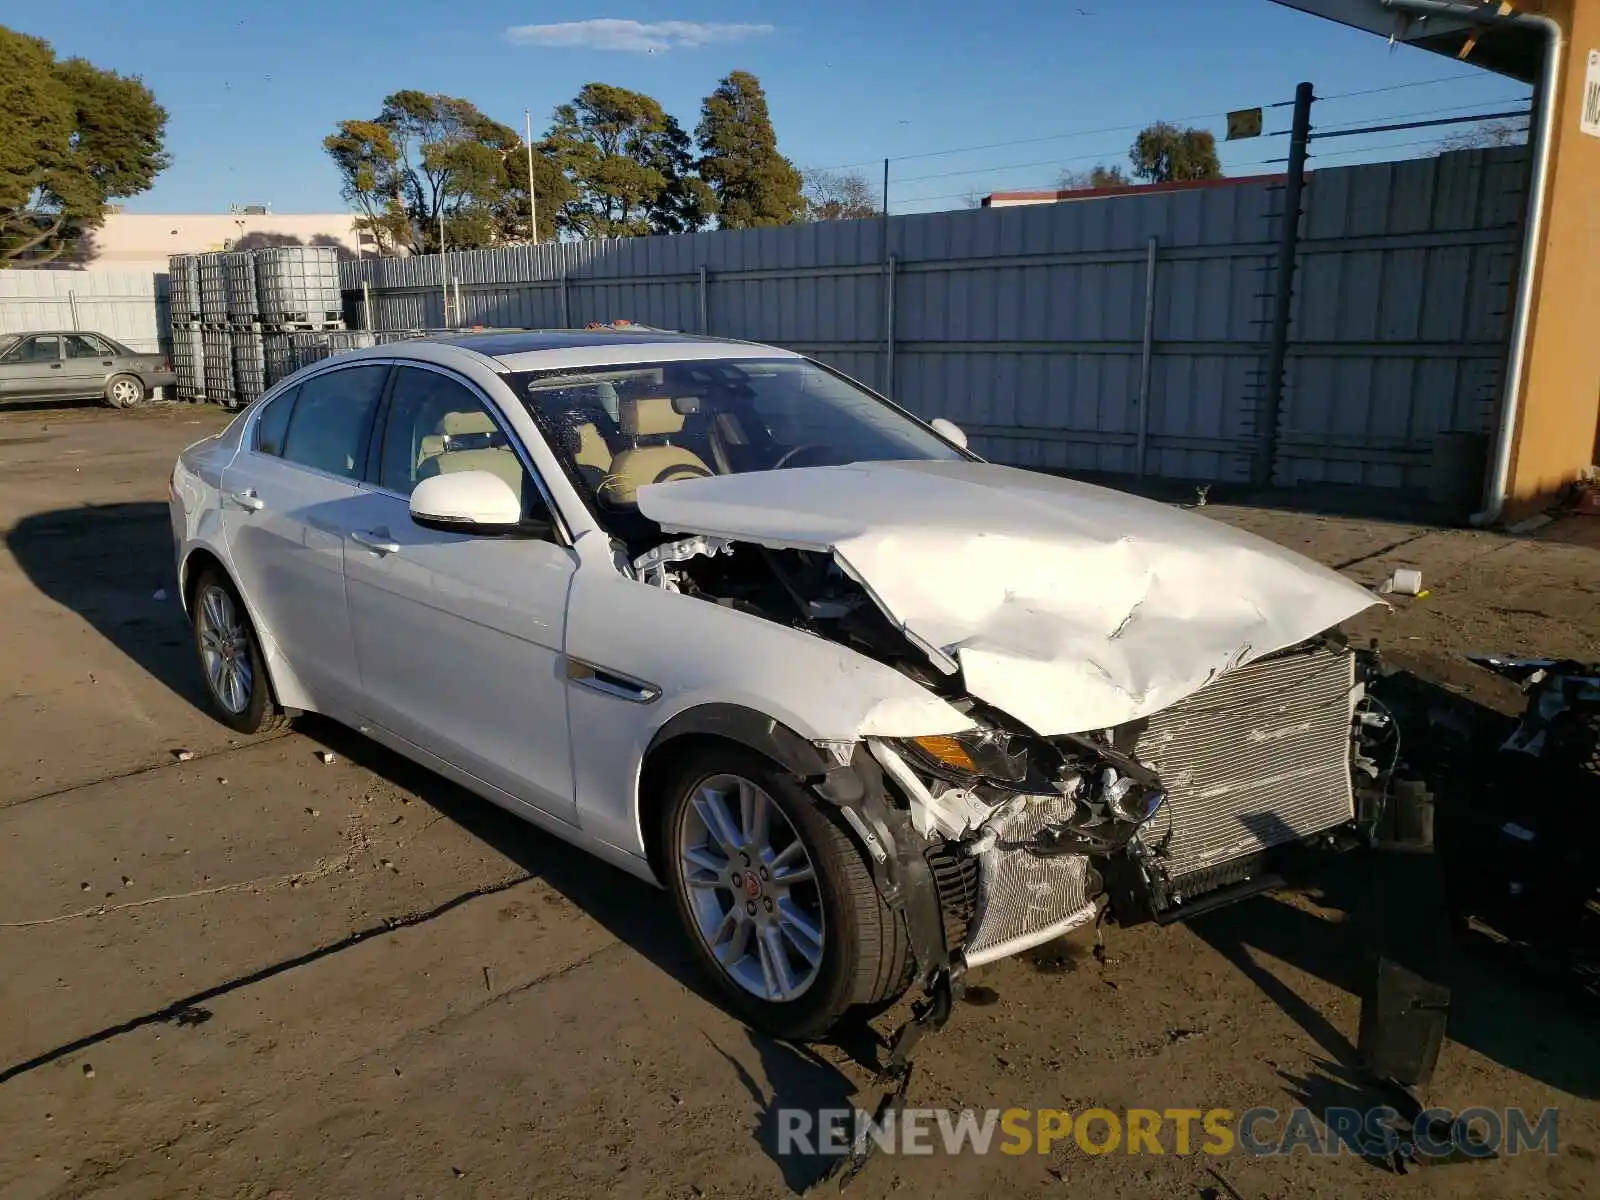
[930,417,968,449]
[410,470,528,536]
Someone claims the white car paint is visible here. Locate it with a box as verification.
[636,459,1382,735]
[169,336,976,882]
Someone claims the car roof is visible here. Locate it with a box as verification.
[0,330,121,342]
[406,328,802,372]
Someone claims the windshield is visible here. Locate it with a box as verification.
[507,356,965,521]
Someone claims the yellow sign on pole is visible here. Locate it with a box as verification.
[1227,108,1263,141]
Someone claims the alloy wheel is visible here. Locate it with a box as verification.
[676,773,826,1002]
[197,584,252,715]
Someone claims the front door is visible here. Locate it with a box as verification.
[0,334,69,401]
[219,363,390,713]
[341,363,577,821]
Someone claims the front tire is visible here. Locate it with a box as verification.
[191,568,286,735]
[659,743,912,1040]
[104,374,146,408]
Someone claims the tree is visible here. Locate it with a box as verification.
[1128,122,1222,183]
[695,71,803,229]
[322,120,409,254]
[544,83,713,239]
[324,91,566,254]
[1057,164,1130,190]
[800,169,879,221]
[1,26,169,267]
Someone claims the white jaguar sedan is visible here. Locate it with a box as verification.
[170,329,1383,1038]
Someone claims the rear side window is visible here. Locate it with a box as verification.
[64,334,112,358]
[254,387,299,457]
[280,365,388,479]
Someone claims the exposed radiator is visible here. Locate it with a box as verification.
[1133,643,1358,892]
[961,793,1099,968]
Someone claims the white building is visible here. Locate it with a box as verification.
[74,209,378,271]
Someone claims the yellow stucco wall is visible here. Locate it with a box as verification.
[1506,0,1600,511]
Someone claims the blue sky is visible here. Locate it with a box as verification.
[18,1,1530,216]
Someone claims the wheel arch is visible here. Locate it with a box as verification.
[636,704,831,883]
[179,546,312,713]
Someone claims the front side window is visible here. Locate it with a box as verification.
[279,365,387,479]
[2,335,62,364]
[376,366,535,515]
[506,357,964,520]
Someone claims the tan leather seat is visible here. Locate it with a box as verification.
[417,410,525,505]
[601,397,713,505]
[572,422,612,474]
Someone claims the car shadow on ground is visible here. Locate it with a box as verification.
[297,715,868,1194]
[1188,669,1600,1107]
[7,500,865,1193]
[6,502,208,706]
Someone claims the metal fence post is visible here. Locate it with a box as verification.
[883,255,898,398]
[67,290,80,331]
[560,274,571,327]
[1136,236,1159,478]
[698,265,709,334]
[1257,81,1314,487]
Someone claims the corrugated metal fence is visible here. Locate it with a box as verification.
[343,146,1527,492]
[0,269,170,354]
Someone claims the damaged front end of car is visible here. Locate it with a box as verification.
[631,528,1396,988]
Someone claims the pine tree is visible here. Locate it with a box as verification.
[696,71,803,229]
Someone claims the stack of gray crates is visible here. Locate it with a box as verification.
[167,254,203,401]
[174,245,348,408]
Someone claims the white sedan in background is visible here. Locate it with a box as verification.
[170,330,1382,1038]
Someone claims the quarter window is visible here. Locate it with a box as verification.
[279,365,388,479]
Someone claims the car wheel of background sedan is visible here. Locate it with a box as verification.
[191,568,287,735]
[104,373,145,408]
[661,743,913,1040]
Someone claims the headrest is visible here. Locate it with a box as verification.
[621,396,684,437]
[439,410,497,437]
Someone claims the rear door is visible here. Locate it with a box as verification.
[219,362,390,714]
[0,335,68,400]
[340,363,578,821]
[60,333,117,399]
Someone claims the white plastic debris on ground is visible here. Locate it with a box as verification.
[639,460,1381,736]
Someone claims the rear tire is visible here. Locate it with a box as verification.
[191,568,287,735]
[104,374,145,408]
[659,742,912,1040]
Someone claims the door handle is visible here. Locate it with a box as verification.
[50,363,62,370]
[350,529,401,554]
[102,360,114,366]
[228,489,264,511]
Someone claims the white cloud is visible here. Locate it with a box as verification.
[505,19,775,53]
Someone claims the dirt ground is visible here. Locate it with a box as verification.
[0,402,1596,1200]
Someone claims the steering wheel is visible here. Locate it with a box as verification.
[771,443,834,470]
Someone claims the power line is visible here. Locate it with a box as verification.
[883,99,1526,188]
[1314,95,1532,133]
[811,71,1521,175]
[887,129,1517,211]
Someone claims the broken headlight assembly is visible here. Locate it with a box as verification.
[897,729,1030,785]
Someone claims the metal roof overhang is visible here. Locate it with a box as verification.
[1269,1,1544,82]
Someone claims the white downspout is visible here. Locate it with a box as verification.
[1381,0,1564,525]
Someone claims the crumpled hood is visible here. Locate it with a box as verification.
[637,460,1380,735]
